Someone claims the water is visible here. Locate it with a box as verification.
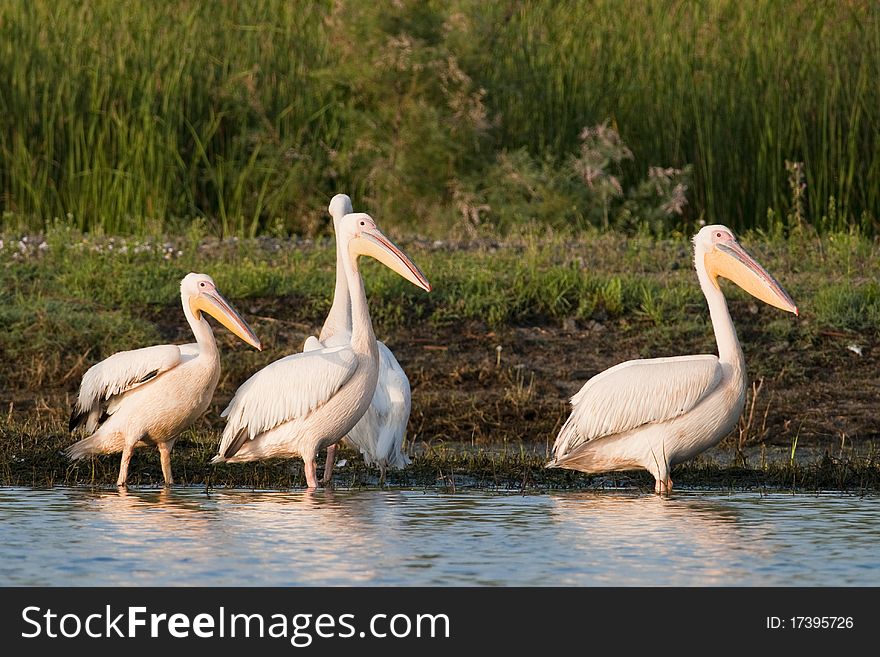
[0,487,877,586]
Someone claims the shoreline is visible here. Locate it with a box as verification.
[3,435,877,492]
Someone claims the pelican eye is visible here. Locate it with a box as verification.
[715,231,723,238]
[199,282,207,287]
[360,221,365,226]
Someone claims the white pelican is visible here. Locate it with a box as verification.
[67,273,262,486]
[546,225,798,494]
[212,212,431,489]
[304,193,414,484]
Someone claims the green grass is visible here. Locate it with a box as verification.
[476,0,880,233]
[0,0,877,235]
[4,224,879,328]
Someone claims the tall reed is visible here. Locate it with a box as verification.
[0,0,876,235]
[471,0,879,232]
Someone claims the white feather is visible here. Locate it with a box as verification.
[218,345,359,453]
[346,342,412,469]
[177,343,201,359]
[303,336,323,352]
[72,344,183,433]
[308,332,412,470]
[553,354,723,457]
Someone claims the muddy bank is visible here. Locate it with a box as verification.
[394,318,880,449]
[2,427,877,491]
[2,313,878,489]
[11,311,877,449]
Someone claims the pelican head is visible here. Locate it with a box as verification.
[695,225,798,315]
[181,273,262,350]
[341,213,432,292]
[328,193,354,227]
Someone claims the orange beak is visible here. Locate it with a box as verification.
[705,242,798,316]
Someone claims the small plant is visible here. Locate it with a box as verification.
[736,378,771,466]
[570,121,633,229]
[567,123,693,234]
[618,165,693,234]
[597,277,624,316]
[503,366,535,406]
[786,160,807,229]
[638,285,665,325]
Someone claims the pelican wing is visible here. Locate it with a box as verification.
[369,343,399,418]
[347,342,412,466]
[217,345,359,457]
[302,335,324,352]
[553,355,723,456]
[69,344,184,433]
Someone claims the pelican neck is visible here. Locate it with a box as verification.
[320,231,352,342]
[340,242,377,358]
[182,294,218,361]
[695,257,745,375]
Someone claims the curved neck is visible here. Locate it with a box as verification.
[182,295,218,360]
[695,257,744,374]
[320,234,352,341]
[341,244,377,358]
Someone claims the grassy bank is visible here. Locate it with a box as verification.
[1,0,877,235]
[3,224,880,346]
[1,226,878,489]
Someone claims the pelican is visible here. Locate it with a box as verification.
[304,193,414,484]
[212,212,431,489]
[67,273,262,486]
[546,225,798,494]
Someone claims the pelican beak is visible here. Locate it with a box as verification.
[353,228,432,292]
[191,287,263,350]
[705,242,798,316]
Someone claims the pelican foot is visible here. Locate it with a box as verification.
[322,444,337,486]
[304,459,319,490]
[653,478,673,495]
[157,442,174,487]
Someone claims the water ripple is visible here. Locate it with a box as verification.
[0,487,877,586]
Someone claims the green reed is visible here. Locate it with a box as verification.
[0,1,877,235]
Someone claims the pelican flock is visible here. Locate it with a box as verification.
[304,194,416,484]
[66,273,262,486]
[212,211,431,488]
[59,200,802,496]
[546,225,798,493]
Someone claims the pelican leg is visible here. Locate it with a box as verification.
[304,458,319,490]
[116,442,134,488]
[378,463,387,486]
[157,442,174,486]
[322,444,337,485]
[653,477,673,495]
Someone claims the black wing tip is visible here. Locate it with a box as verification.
[68,410,85,432]
[139,369,160,384]
[223,428,249,460]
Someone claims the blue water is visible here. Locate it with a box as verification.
[0,487,877,586]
